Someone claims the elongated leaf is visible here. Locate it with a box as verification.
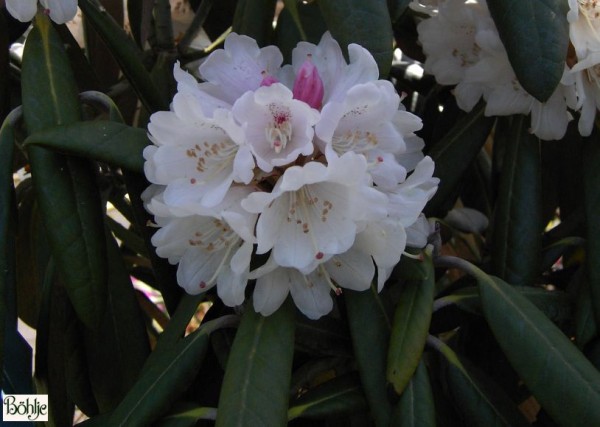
[390,360,435,427]
[481,276,600,426]
[127,0,154,48]
[22,15,107,329]
[276,2,328,63]
[25,121,148,173]
[282,0,307,40]
[295,314,352,357]
[216,301,295,427]
[424,102,495,217]
[0,109,19,384]
[436,256,600,427]
[428,336,529,427]
[574,270,597,348]
[387,255,435,395]
[434,286,571,326]
[389,0,412,22]
[3,328,34,395]
[84,233,150,412]
[35,264,77,426]
[79,0,168,112]
[345,285,393,427]
[486,0,568,102]
[233,0,277,46]
[157,405,217,427]
[318,0,394,77]
[290,357,349,398]
[491,115,542,286]
[584,129,600,330]
[288,373,367,420]
[109,315,237,426]
[153,294,205,354]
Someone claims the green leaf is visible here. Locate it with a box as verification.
[127,0,153,48]
[25,121,148,173]
[79,0,169,112]
[428,336,529,427]
[583,128,600,331]
[34,262,78,425]
[318,0,394,77]
[388,0,412,22]
[84,233,150,412]
[441,257,600,427]
[288,373,368,420]
[0,109,19,382]
[345,285,393,427]
[491,115,542,286]
[574,269,597,348]
[390,360,435,427]
[295,314,352,357]
[156,405,217,427]
[108,316,237,427]
[216,300,295,427]
[434,286,572,326]
[232,0,278,46]
[22,15,108,329]
[276,1,328,62]
[283,0,308,40]
[3,328,34,395]
[153,294,206,354]
[387,255,435,395]
[424,102,495,217]
[486,0,568,102]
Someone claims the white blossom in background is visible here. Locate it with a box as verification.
[144,32,439,319]
[6,0,77,24]
[565,1,600,136]
[417,0,576,140]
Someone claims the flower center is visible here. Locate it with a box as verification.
[185,136,238,183]
[579,0,600,20]
[265,104,292,153]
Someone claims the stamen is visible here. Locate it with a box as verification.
[403,251,424,261]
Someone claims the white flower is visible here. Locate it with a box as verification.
[144,80,254,210]
[566,54,600,136]
[198,33,284,104]
[6,0,77,24]
[250,247,376,319]
[149,188,256,306]
[568,0,600,59]
[316,80,418,188]
[241,152,387,272]
[417,0,575,140]
[232,83,319,172]
[285,32,380,104]
[385,156,439,227]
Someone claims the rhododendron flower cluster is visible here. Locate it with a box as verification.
[415,0,582,140]
[143,32,438,319]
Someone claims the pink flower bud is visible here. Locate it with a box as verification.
[292,55,324,110]
[260,71,279,87]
